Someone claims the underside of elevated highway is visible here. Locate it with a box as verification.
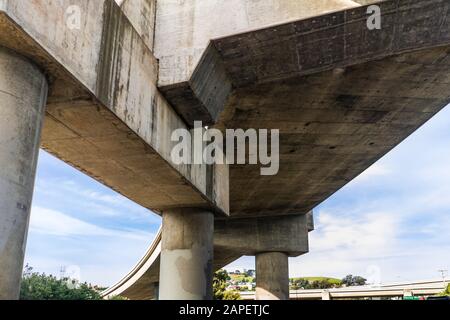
[1,0,450,300]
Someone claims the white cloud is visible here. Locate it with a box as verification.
[26,206,156,286]
[310,211,398,255]
[30,206,151,241]
[34,177,159,222]
[354,163,391,182]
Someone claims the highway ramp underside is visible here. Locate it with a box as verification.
[158,0,450,218]
[0,0,450,300]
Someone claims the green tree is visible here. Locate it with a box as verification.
[310,280,334,289]
[341,275,367,287]
[439,284,450,297]
[213,270,241,300]
[291,278,310,290]
[20,265,102,300]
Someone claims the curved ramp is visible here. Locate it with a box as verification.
[102,213,312,300]
[102,228,162,300]
[102,228,242,300]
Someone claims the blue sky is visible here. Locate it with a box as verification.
[26,105,450,287]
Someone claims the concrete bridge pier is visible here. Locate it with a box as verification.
[0,47,48,300]
[159,208,214,300]
[255,252,290,300]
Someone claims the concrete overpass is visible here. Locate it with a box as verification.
[1,0,450,300]
[102,211,314,300]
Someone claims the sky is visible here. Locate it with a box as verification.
[25,105,450,287]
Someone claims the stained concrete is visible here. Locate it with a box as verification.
[224,45,450,217]
[1,0,450,300]
[117,0,156,51]
[159,208,214,300]
[0,46,48,299]
[1,0,448,219]
[155,0,361,125]
[215,214,309,257]
[157,0,450,217]
[0,0,229,216]
[155,0,361,86]
[202,0,450,217]
[103,212,312,300]
[255,252,289,300]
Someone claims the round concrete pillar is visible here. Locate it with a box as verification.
[159,208,214,300]
[0,47,48,300]
[255,252,289,300]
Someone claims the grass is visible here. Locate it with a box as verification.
[229,274,254,283]
[291,277,342,285]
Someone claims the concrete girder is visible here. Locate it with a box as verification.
[155,0,362,125]
[0,0,229,216]
[159,0,450,127]
[199,0,450,217]
[116,0,156,51]
[214,214,310,257]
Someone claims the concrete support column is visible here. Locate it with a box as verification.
[0,47,48,300]
[255,252,289,300]
[321,290,331,300]
[159,208,214,300]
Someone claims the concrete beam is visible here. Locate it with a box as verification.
[155,0,360,85]
[215,214,310,257]
[159,208,214,300]
[154,0,360,125]
[210,0,450,88]
[0,46,48,299]
[306,211,315,232]
[116,0,156,51]
[0,0,229,215]
[157,0,450,133]
[255,252,289,300]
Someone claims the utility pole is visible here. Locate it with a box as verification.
[438,269,448,286]
[59,266,67,280]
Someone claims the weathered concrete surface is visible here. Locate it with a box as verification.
[0,0,229,215]
[2,0,446,219]
[215,214,310,257]
[307,211,315,232]
[353,0,381,4]
[2,0,450,300]
[152,0,450,217]
[211,0,450,88]
[255,252,289,300]
[155,0,361,125]
[116,0,156,51]
[0,46,48,299]
[103,212,312,300]
[155,0,360,85]
[223,44,450,217]
[174,0,450,130]
[195,0,450,217]
[159,208,214,300]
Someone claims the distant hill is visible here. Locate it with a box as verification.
[291,277,342,285]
